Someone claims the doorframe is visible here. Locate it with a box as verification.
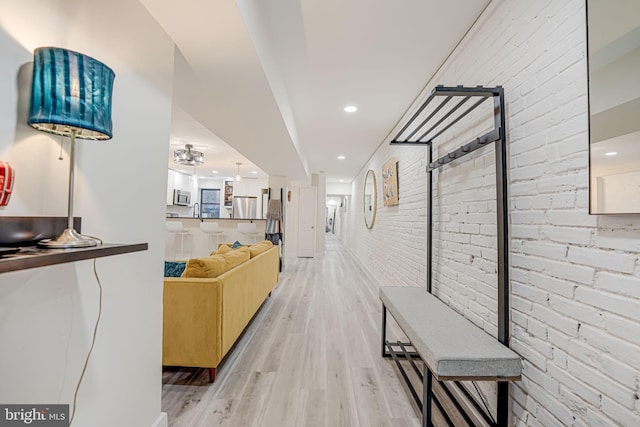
[297,186,317,257]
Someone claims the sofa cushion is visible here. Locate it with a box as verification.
[249,240,274,258]
[164,261,187,277]
[182,247,250,278]
[215,244,232,255]
[215,243,251,255]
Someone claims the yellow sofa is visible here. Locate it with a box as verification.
[162,244,280,382]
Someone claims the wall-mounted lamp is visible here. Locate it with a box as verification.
[28,47,115,248]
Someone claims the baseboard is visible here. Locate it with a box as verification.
[342,243,386,290]
[151,412,168,427]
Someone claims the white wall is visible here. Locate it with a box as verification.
[286,182,301,257]
[232,177,268,197]
[285,176,312,258]
[326,196,343,236]
[344,148,428,286]
[312,173,326,255]
[0,1,174,426]
[341,0,640,425]
[167,169,196,205]
[326,181,352,195]
[335,195,350,239]
[590,44,640,115]
[198,176,224,193]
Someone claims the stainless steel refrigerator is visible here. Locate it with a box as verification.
[232,196,257,219]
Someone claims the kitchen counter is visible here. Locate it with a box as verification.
[166,217,266,221]
[165,217,268,259]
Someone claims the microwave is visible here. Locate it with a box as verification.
[173,189,191,206]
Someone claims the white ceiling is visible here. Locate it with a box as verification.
[141,0,491,183]
[591,129,640,170]
[169,105,268,179]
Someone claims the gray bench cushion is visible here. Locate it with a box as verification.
[380,286,521,381]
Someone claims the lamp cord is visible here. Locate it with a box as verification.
[58,136,64,160]
[69,257,103,426]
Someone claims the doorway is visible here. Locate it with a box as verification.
[297,187,317,257]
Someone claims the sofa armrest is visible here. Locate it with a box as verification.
[163,278,223,368]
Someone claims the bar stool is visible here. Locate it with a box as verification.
[237,222,261,244]
[200,222,224,251]
[165,221,190,259]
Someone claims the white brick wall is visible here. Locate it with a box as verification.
[343,0,640,425]
[344,143,429,288]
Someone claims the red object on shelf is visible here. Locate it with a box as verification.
[0,161,15,206]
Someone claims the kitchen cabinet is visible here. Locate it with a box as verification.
[224,180,233,207]
[167,169,196,205]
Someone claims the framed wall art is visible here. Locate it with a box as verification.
[382,157,398,207]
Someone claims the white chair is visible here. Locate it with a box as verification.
[165,221,190,259]
[237,222,261,244]
[200,222,224,251]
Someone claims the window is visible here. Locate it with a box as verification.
[200,188,221,218]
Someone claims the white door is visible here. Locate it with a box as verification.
[297,187,317,257]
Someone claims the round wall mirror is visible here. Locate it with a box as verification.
[363,170,377,229]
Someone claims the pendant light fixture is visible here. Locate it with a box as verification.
[234,162,242,182]
[174,144,204,166]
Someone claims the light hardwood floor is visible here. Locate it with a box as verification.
[162,234,421,427]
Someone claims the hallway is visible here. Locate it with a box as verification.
[161,234,421,426]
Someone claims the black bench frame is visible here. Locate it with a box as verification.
[382,305,510,427]
[387,86,511,426]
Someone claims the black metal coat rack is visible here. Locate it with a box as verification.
[391,85,511,426]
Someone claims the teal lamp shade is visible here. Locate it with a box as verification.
[28,47,114,140]
[28,47,115,248]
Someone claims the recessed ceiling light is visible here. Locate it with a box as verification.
[211,170,219,174]
[344,105,357,113]
[251,171,258,174]
[337,155,346,160]
[605,151,618,156]
[339,179,344,182]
